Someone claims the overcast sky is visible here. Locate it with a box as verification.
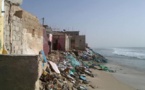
[21,0,145,48]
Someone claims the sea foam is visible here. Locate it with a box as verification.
[113,48,145,60]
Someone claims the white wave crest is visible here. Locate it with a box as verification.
[113,48,145,59]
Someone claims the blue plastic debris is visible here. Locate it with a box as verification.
[66,55,80,67]
[41,50,48,67]
[80,75,87,81]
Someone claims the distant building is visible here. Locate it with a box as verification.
[71,35,86,50]
[43,25,53,54]
[52,30,86,50]
[52,32,71,51]
[63,30,79,36]
[53,30,79,36]
[43,25,53,34]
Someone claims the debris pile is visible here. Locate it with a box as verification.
[39,48,113,90]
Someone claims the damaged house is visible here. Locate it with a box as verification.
[63,31,86,50]
[53,30,86,50]
[2,0,44,55]
[52,31,71,51]
[0,1,46,90]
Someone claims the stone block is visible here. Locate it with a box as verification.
[0,55,38,90]
[15,36,20,41]
[12,41,16,46]
[5,44,10,52]
[21,50,23,54]
[12,16,16,21]
[6,35,10,41]
[15,16,18,21]
[17,41,21,46]
[13,20,17,26]
[12,35,16,41]
[6,25,10,31]
[17,50,22,54]
[15,45,19,51]
[15,26,19,31]
[17,18,20,22]
[4,21,8,26]
[19,24,22,29]
[12,30,16,36]
[5,31,10,36]
[17,30,22,36]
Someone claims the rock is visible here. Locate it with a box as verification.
[89,84,95,89]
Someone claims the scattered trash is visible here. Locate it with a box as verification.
[89,84,95,89]
[80,75,86,81]
[77,86,88,90]
[98,65,109,71]
[38,48,111,90]
[66,54,80,67]
[48,61,60,73]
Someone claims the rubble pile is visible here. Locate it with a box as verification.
[39,48,112,90]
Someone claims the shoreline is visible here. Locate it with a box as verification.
[87,69,135,90]
[104,59,145,90]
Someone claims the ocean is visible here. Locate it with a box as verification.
[94,47,145,72]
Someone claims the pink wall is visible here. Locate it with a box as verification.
[53,35,65,51]
[43,29,49,56]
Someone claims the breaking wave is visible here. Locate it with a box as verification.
[113,48,145,60]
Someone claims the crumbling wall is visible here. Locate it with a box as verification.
[43,29,49,56]
[6,0,23,5]
[53,34,66,51]
[4,1,43,55]
[74,35,86,50]
[4,3,22,54]
[22,29,43,55]
[0,55,39,90]
[21,10,43,55]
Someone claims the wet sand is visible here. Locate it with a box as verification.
[87,69,135,90]
[106,63,145,90]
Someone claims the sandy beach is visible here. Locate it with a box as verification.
[85,59,145,90]
[106,63,145,90]
[86,69,135,90]
[93,48,145,90]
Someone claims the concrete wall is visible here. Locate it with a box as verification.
[65,35,70,51]
[52,31,85,50]
[4,1,43,55]
[76,35,86,50]
[72,35,86,50]
[43,29,49,56]
[6,0,23,5]
[53,31,79,36]
[64,31,79,36]
[53,34,65,51]
[0,55,39,90]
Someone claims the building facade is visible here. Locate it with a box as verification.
[52,30,86,50]
[3,1,43,54]
[52,32,71,51]
[72,35,86,50]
